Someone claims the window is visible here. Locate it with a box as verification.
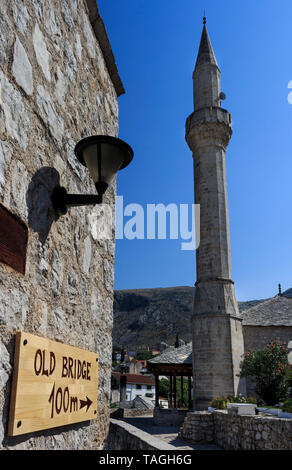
[146,385,152,390]
[136,384,142,390]
[146,393,153,398]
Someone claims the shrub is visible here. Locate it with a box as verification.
[282,398,292,413]
[239,341,290,405]
[285,365,292,398]
[210,397,228,410]
[230,395,257,404]
[245,397,257,404]
[226,394,247,404]
[210,395,257,409]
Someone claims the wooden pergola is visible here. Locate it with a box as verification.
[148,343,193,409]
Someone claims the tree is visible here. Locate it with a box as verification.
[239,341,290,405]
[159,378,170,398]
[159,377,190,407]
[136,351,154,360]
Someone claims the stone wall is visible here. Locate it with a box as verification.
[243,326,292,353]
[153,407,188,426]
[178,411,214,444]
[124,409,154,418]
[179,410,292,450]
[0,0,120,449]
[110,408,154,418]
[106,419,176,450]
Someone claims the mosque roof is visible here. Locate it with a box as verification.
[242,294,292,327]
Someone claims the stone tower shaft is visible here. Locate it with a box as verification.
[186,21,246,409]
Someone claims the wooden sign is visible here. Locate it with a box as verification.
[8,331,98,436]
[0,204,28,275]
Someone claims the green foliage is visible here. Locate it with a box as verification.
[240,341,290,405]
[283,398,292,413]
[226,394,257,404]
[136,352,154,360]
[210,397,228,409]
[158,377,191,408]
[285,364,292,397]
[176,379,189,408]
[159,378,170,398]
[245,397,258,404]
[210,394,257,409]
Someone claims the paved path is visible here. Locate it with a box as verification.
[121,417,220,451]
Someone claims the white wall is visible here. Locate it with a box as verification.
[125,384,155,402]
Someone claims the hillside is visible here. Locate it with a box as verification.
[112,286,268,351]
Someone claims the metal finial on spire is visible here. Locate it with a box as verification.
[278,283,282,295]
[203,10,206,25]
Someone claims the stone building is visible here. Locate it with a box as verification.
[0,0,127,450]
[129,359,147,375]
[111,372,156,403]
[152,291,292,401]
[242,291,292,352]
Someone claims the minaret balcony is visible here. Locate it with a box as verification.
[186,106,232,152]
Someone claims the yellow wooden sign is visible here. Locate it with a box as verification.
[8,331,98,436]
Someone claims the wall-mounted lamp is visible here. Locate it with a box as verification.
[51,135,134,215]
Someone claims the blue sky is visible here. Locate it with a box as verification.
[98,0,292,301]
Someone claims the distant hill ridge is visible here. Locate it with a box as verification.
[113,286,291,350]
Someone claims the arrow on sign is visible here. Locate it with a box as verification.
[79,396,92,412]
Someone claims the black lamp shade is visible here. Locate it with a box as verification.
[75,136,134,195]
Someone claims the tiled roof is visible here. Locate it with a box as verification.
[148,343,192,365]
[242,295,292,326]
[112,372,154,385]
[133,396,155,409]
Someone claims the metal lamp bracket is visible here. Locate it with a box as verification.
[51,186,103,215]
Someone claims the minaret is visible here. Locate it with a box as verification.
[186,17,246,410]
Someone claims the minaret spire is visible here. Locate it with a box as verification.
[186,19,246,409]
[195,20,218,71]
[192,20,220,110]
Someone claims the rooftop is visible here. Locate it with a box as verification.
[112,372,155,385]
[242,294,292,326]
[86,0,124,96]
[148,343,192,365]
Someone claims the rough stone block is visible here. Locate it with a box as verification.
[0,70,30,148]
[13,1,30,34]
[12,36,33,95]
[227,403,256,416]
[36,85,64,144]
[33,23,51,81]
